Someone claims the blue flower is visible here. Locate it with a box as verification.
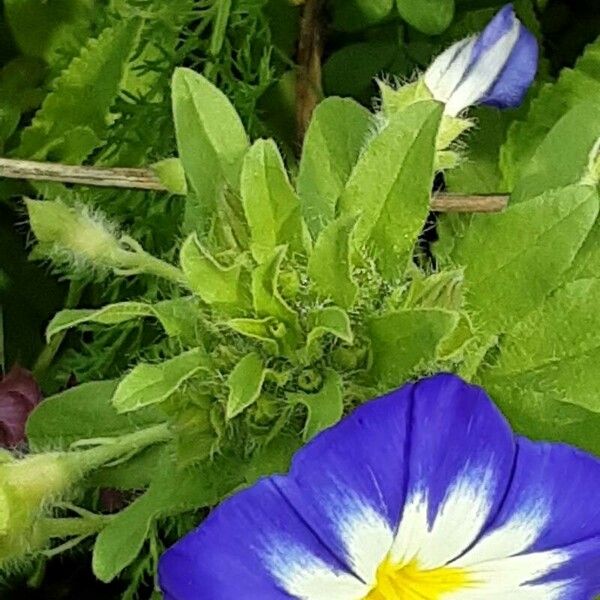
[424,4,538,115]
[159,374,600,599]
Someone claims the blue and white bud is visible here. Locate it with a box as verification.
[424,4,538,116]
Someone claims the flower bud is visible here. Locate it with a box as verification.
[0,365,42,448]
[424,4,538,116]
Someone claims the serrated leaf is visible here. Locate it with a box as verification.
[478,279,600,453]
[46,303,155,341]
[26,380,165,450]
[338,101,443,280]
[112,348,209,414]
[16,19,143,163]
[151,158,187,195]
[288,370,344,441]
[297,97,372,236]
[368,309,459,387]
[511,104,600,203]
[93,451,244,582]
[180,233,250,309]
[396,0,454,34]
[502,36,600,188]
[308,215,358,309]
[251,247,301,352]
[226,353,266,419]
[171,67,249,234]
[452,185,598,333]
[241,139,310,262]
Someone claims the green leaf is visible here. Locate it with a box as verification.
[288,370,344,441]
[446,107,512,194]
[369,309,459,387]
[452,185,598,333]
[180,233,250,309]
[305,307,353,360]
[502,36,600,188]
[243,434,302,484]
[251,247,301,351]
[479,279,600,453]
[46,303,155,341]
[5,0,93,62]
[226,353,267,419]
[396,0,455,34]
[46,298,202,343]
[93,451,244,582]
[152,297,203,342]
[16,19,143,163]
[151,158,188,195]
[241,139,310,263]
[26,380,165,450]
[307,215,358,309]
[322,42,398,103]
[112,348,209,414]
[297,97,372,236]
[225,317,280,354]
[330,0,393,32]
[510,104,600,203]
[338,101,443,280]
[171,67,249,234]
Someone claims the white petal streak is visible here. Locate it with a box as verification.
[390,468,495,569]
[424,37,475,102]
[263,540,369,600]
[453,499,550,568]
[336,499,394,586]
[445,18,520,115]
[446,549,570,600]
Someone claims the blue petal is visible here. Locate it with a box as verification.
[276,383,414,583]
[533,536,600,598]
[158,477,367,600]
[461,438,600,558]
[390,374,516,568]
[469,3,517,67]
[481,24,538,108]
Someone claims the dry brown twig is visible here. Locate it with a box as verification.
[0,157,508,212]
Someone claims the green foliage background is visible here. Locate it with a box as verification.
[0,0,599,597]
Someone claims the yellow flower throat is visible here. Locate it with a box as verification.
[364,559,471,600]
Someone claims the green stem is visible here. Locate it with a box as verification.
[75,422,172,473]
[39,515,114,539]
[32,280,84,380]
[137,251,188,286]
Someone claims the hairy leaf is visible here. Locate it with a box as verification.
[241,139,310,262]
[288,370,344,441]
[112,348,209,413]
[307,215,358,309]
[368,309,459,387]
[297,97,372,236]
[180,234,250,309]
[502,35,600,187]
[172,67,248,234]
[338,101,442,280]
[452,185,598,333]
[26,381,164,450]
[226,353,266,419]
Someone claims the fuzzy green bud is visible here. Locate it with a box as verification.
[0,452,79,562]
